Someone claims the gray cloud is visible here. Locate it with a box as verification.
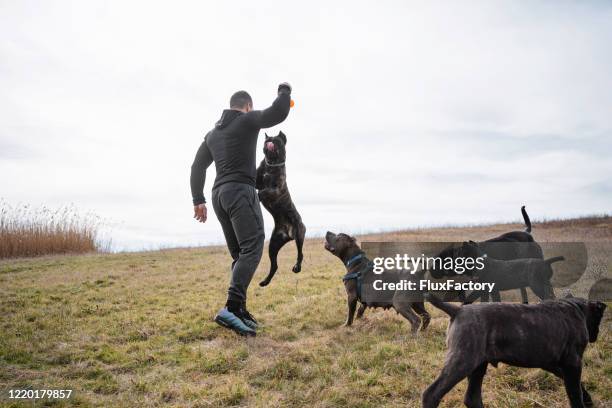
[1,1,611,250]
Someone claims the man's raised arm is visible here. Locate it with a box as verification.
[246,83,292,129]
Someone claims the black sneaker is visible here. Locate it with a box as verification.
[214,308,256,336]
[240,307,258,330]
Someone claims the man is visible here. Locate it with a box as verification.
[190,83,292,336]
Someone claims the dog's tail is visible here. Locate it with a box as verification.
[425,293,461,318]
[545,256,565,265]
[521,205,532,233]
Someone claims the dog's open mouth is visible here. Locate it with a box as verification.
[324,232,336,253]
[265,150,278,160]
[324,231,337,253]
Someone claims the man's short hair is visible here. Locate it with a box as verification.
[230,91,252,109]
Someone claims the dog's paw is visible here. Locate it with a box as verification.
[420,316,431,331]
[292,263,301,273]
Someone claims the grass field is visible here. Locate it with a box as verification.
[1,217,611,407]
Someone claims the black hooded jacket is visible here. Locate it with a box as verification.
[190,91,291,205]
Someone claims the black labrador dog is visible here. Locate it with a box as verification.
[256,132,306,287]
[431,206,543,303]
[324,231,430,333]
[423,294,606,408]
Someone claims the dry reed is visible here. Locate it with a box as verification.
[0,199,104,258]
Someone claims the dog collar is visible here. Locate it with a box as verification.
[343,271,361,282]
[265,158,285,167]
[342,258,372,302]
[345,253,365,268]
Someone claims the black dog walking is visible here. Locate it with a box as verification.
[190,83,292,336]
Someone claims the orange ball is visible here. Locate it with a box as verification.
[290,99,295,108]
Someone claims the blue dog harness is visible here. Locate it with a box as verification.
[342,253,372,301]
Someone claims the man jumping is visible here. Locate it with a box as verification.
[190,83,292,336]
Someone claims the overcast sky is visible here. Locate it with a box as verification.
[1,1,611,251]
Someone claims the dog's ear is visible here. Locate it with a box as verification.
[265,133,271,139]
[278,131,287,145]
[594,301,607,314]
[564,292,574,298]
[587,301,607,342]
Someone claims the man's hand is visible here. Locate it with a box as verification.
[278,82,292,95]
[193,203,207,223]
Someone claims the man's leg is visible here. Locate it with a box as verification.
[211,188,240,271]
[224,185,265,305]
[211,186,257,336]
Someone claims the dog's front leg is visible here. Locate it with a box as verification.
[255,164,265,190]
[259,187,280,201]
[356,303,366,319]
[344,296,358,326]
[544,366,592,407]
[520,287,529,304]
[561,363,585,408]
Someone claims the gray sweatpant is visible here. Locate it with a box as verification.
[211,182,265,303]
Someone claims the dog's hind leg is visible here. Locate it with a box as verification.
[356,303,366,319]
[464,362,487,408]
[442,290,464,302]
[410,302,431,331]
[464,290,484,304]
[292,221,306,273]
[259,228,291,287]
[423,357,482,408]
[520,287,529,304]
[393,299,421,335]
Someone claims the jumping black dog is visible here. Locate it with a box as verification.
[423,294,606,408]
[256,132,306,287]
[430,206,543,303]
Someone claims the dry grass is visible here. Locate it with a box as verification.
[0,216,610,407]
[0,201,104,259]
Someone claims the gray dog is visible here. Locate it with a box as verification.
[431,206,543,303]
[457,240,561,302]
[423,294,606,408]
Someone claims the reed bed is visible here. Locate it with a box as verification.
[0,200,104,259]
